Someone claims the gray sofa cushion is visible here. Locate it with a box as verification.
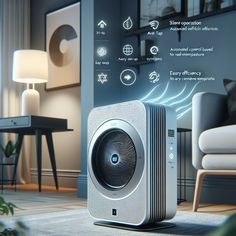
[199,125,236,154]
[192,92,227,170]
[202,154,236,169]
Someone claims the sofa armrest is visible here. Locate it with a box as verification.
[192,92,227,170]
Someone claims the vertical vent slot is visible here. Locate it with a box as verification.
[149,105,166,223]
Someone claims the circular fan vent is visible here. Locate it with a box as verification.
[92,129,137,190]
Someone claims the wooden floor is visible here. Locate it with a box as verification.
[0,184,236,218]
[0,184,86,218]
[179,202,236,215]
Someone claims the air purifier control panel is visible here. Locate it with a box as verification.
[168,141,176,164]
[168,129,175,138]
[167,129,176,162]
[167,130,176,171]
[169,152,174,159]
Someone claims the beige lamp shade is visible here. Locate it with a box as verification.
[13,50,48,84]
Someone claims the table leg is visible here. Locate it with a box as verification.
[179,132,182,203]
[12,134,24,185]
[45,132,58,190]
[35,130,42,192]
[1,161,3,192]
[184,132,187,201]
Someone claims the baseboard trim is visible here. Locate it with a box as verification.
[178,176,236,189]
[76,175,236,199]
[30,168,80,178]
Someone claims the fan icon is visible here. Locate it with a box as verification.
[122,44,133,56]
[149,71,160,83]
[97,47,107,57]
[150,46,159,55]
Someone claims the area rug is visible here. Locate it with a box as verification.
[5,209,226,236]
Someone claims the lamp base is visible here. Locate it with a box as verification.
[22,89,40,115]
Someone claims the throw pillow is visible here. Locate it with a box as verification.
[222,78,236,125]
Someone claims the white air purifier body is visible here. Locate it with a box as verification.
[88,100,177,226]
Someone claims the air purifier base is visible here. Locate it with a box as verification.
[94,221,175,232]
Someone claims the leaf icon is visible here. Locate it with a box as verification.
[123,17,133,30]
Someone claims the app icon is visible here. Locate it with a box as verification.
[149,20,159,30]
[120,69,136,86]
[97,20,107,29]
[150,46,159,55]
[149,71,160,83]
[122,44,133,56]
[123,17,133,30]
[97,47,107,57]
[97,73,108,84]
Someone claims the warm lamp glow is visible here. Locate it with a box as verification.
[13,50,48,84]
[12,49,48,115]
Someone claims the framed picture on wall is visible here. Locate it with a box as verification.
[201,0,236,12]
[140,0,185,27]
[187,0,202,17]
[187,0,236,18]
[201,0,220,13]
[220,0,236,9]
[46,2,80,91]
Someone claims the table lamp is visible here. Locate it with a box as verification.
[12,50,48,115]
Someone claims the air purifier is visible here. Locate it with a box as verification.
[88,100,177,226]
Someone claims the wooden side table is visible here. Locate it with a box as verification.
[0,116,73,192]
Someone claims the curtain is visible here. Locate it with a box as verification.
[0,0,31,183]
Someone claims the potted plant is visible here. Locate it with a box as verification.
[0,140,17,164]
[0,196,28,235]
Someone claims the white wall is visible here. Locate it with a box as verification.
[30,0,81,188]
[30,85,81,188]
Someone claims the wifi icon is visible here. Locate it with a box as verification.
[149,20,159,30]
